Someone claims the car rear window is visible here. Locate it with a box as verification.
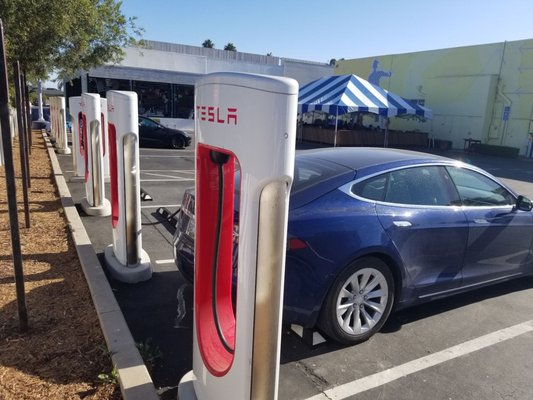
[292,157,352,193]
[233,156,353,195]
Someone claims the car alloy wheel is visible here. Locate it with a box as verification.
[171,136,185,149]
[319,256,394,345]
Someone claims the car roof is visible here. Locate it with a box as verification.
[296,147,454,175]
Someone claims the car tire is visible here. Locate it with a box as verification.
[171,136,185,149]
[176,256,194,284]
[318,256,394,345]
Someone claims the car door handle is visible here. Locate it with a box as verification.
[393,221,412,228]
[473,218,489,224]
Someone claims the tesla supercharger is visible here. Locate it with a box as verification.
[69,96,84,180]
[9,108,17,139]
[52,97,60,144]
[80,93,111,216]
[49,97,57,143]
[100,98,110,181]
[56,97,71,155]
[178,72,297,400]
[104,90,152,283]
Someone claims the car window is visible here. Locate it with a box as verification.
[293,157,352,193]
[353,166,459,206]
[446,166,515,206]
[234,157,350,196]
[351,175,387,201]
[139,117,158,128]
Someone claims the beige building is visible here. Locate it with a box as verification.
[336,39,533,155]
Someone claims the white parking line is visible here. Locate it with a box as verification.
[155,259,175,265]
[140,204,181,209]
[305,319,533,400]
[140,155,193,158]
[140,178,194,182]
[143,172,184,180]
[141,170,195,173]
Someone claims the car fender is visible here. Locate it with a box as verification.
[285,191,414,327]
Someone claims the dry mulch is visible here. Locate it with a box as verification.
[0,131,120,399]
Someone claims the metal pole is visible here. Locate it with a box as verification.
[37,79,44,121]
[19,71,31,190]
[20,72,29,156]
[23,72,32,151]
[0,19,29,332]
[13,62,31,228]
[334,108,338,147]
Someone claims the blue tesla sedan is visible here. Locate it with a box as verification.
[173,147,533,344]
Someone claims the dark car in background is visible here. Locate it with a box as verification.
[30,106,51,131]
[138,116,191,149]
[173,147,533,345]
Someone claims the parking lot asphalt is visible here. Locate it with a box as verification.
[55,139,533,400]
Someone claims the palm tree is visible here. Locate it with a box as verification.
[202,39,215,48]
[224,42,237,51]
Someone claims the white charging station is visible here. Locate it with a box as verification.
[100,97,110,181]
[9,108,17,139]
[49,97,57,143]
[178,72,297,400]
[68,96,84,180]
[80,93,111,216]
[104,90,152,283]
[56,97,71,155]
[53,97,61,144]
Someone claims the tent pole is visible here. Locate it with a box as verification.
[383,116,389,148]
[334,108,338,147]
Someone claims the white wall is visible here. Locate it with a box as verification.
[97,44,333,87]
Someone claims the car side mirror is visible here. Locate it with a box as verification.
[516,195,533,211]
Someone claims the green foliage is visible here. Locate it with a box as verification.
[136,338,162,373]
[224,42,237,52]
[0,0,142,81]
[202,39,214,48]
[470,143,520,158]
[97,367,118,384]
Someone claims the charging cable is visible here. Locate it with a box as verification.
[210,150,234,354]
[141,207,181,226]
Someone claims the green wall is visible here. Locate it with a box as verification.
[337,39,533,154]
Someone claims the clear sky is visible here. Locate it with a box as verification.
[120,0,533,63]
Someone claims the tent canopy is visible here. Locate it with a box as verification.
[298,74,432,119]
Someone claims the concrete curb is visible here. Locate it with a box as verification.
[42,130,160,400]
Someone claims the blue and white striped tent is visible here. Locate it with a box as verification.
[298,74,432,119]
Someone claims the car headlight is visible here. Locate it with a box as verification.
[184,216,195,238]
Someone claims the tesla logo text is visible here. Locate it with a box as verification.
[196,106,238,125]
[107,104,115,112]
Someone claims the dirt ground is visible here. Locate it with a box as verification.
[0,131,120,399]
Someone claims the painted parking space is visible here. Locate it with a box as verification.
[279,274,533,400]
[140,170,194,182]
[302,320,533,400]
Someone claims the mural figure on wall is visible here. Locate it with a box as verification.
[368,59,392,87]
